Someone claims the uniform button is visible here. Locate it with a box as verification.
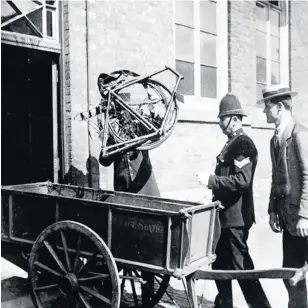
[221,159,224,162]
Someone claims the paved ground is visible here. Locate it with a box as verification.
[1,187,301,308]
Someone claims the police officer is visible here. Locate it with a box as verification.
[197,94,271,308]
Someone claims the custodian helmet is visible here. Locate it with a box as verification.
[217,93,247,118]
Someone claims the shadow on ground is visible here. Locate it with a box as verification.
[154,282,240,308]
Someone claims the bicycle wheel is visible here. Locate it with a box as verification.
[107,79,179,151]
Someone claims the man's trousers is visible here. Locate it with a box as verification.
[212,227,271,308]
[282,228,308,308]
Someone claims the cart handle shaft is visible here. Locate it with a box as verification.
[194,268,306,283]
[178,201,221,217]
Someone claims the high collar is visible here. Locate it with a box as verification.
[228,127,244,139]
[276,115,293,136]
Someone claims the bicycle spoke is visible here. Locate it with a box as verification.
[34,261,62,277]
[78,292,93,308]
[73,233,82,272]
[60,231,72,272]
[43,240,67,274]
[80,285,111,305]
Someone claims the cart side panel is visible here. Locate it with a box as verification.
[189,209,213,263]
[11,194,56,242]
[49,183,188,212]
[57,199,109,243]
[2,193,9,239]
[169,217,189,269]
[111,210,168,267]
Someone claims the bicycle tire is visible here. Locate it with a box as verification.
[107,78,179,151]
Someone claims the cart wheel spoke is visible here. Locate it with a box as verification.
[121,270,170,308]
[43,240,67,274]
[78,292,93,308]
[60,231,72,272]
[79,273,110,283]
[34,261,62,277]
[80,285,111,305]
[77,251,99,276]
[140,271,154,304]
[34,283,59,292]
[29,221,120,308]
[120,270,127,298]
[73,232,82,272]
[130,277,140,307]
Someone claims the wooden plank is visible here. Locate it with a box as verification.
[290,265,308,286]
[185,275,198,308]
[194,268,299,280]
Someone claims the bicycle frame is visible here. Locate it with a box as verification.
[76,66,184,157]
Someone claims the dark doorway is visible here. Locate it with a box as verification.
[1,44,57,185]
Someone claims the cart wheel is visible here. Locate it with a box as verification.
[28,220,120,308]
[120,269,170,308]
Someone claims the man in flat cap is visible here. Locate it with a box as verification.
[260,84,308,308]
[197,94,271,308]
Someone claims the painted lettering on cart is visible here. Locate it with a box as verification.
[113,216,164,234]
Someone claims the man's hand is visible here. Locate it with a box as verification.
[269,212,282,233]
[296,217,308,237]
[196,172,210,187]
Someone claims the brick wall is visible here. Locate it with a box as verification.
[63,1,174,188]
[62,0,308,219]
[228,1,256,116]
[289,0,308,127]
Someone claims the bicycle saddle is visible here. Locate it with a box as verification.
[98,70,139,87]
[110,70,140,78]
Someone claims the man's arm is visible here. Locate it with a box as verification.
[294,130,308,218]
[208,154,253,192]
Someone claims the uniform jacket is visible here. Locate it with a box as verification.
[99,149,160,196]
[268,119,308,235]
[208,128,258,228]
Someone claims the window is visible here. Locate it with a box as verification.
[175,0,218,99]
[1,0,59,40]
[256,1,288,100]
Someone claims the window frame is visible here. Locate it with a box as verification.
[1,0,61,53]
[256,0,289,99]
[173,0,228,121]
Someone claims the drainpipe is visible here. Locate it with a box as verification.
[85,0,92,187]
[59,0,68,180]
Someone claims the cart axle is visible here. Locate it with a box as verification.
[59,273,79,295]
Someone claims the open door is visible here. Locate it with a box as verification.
[1,44,59,185]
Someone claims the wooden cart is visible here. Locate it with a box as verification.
[1,182,221,308]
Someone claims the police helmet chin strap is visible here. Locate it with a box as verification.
[222,116,233,134]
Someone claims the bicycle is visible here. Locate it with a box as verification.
[75,66,184,157]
